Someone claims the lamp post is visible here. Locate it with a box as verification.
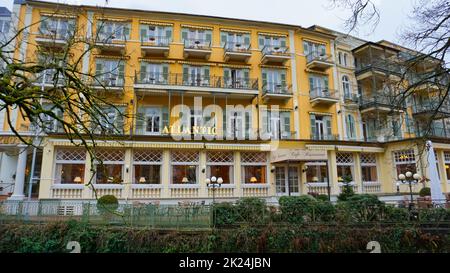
[398,171,421,211]
[206,176,223,228]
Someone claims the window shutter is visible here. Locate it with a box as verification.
[320,45,326,55]
[280,38,286,48]
[223,110,228,138]
[309,77,315,93]
[140,63,147,81]
[181,29,188,41]
[280,72,287,89]
[202,66,210,84]
[115,107,125,134]
[123,25,130,40]
[135,107,146,133]
[223,68,230,87]
[140,26,148,42]
[162,65,169,82]
[258,36,265,49]
[261,70,268,89]
[182,66,189,83]
[262,111,269,136]
[323,77,329,91]
[303,41,309,55]
[118,62,125,82]
[165,28,172,42]
[310,114,316,139]
[243,70,250,86]
[243,35,250,47]
[245,112,251,139]
[205,31,212,45]
[220,32,227,47]
[162,106,169,130]
[325,116,332,137]
[281,112,290,139]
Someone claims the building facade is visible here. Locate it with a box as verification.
[0,0,449,204]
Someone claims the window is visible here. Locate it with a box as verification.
[241,152,267,184]
[181,28,212,48]
[31,103,64,133]
[224,107,253,140]
[39,16,75,39]
[338,52,342,65]
[309,75,329,97]
[221,31,251,51]
[336,153,354,181]
[258,35,287,53]
[393,150,417,179]
[95,150,125,184]
[223,68,250,89]
[182,65,210,86]
[444,152,450,181]
[262,69,287,93]
[133,150,162,184]
[303,41,326,62]
[343,53,348,66]
[342,75,351,97]
[346,114,356,140]
[136,106,169,135]
[95,59,125,87]
[92,106,125,135]
[139,24,172,45]
[139,62,168,84]
[171,151,199,184]
[306,162,328,183]
[361,153,378,182]
[207,152,234,184]
[96,20,130,42]
[54,149,86,184]
[262,110,291,140]
[310,114,332,140]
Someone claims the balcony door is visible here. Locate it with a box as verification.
[309,75,329,97]
[262,69,286,93]
[184,66,209,86]
[145,107,161,135]
[141,63,168,84]
[311,115,331,140]
[224,68,249,88]
[275,166,300,196]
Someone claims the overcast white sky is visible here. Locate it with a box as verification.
[0,0,416,44]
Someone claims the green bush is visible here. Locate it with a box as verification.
[97,195,119,214]
[316,194,330,202]
[336,194,385,222]
[235,198,267,224]
[279,195,330,224]
[337,176,355,202]
[213,202,238,226]
[419,187,431,197]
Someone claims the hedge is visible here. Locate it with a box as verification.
[1,221,449,253]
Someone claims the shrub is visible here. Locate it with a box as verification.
[97,195,119,215]
[336,194,385,222]
[337,175,355,202]
[316,194,330,202]
[213,202,238,226]
[279,195,317,224]
[419,187,431,197]
[235,198,267,224]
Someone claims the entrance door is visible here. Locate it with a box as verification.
[275,166,300,196]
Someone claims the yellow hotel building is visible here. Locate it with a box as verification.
[1,0,449,205]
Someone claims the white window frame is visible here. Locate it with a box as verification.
[132,150,163,185]
[94,150,125,184]
[360,153,378,183]
[241,152,269,185]
[54,149,86,184]
[170,151,200,185]
[206,152,235,185]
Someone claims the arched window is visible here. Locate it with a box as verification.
[346,114,356,140]
[342,75,351,97]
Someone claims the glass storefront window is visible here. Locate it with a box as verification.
[241,152,268,184]
[133,150,162,184]
[207,152,234,184]
[54,149,86,184]
[171,151,199,184]
[208,165,232,184]
[94,150,125,184]
[243,166,267,184]
[306,162,328,183]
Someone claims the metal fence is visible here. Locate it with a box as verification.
[0,200,212,229]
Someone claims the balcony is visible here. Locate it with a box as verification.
[416,125,450,139]
[141,36,170,57]
[95,34,127,54]
[92,75,124,92]
[261,46,290,65]
[33,70,65,88]
[309,88,339,107]
[134,72,259,98]
[261,82,293,102]
[310,134,339,141]
[306,52,333,71]
[409,72,450,91]
[223,42,251,62]
[183,39,212,59]
[343,93,360,106]
[35,30,73,49]
[412,100,450,120]
[359,95,404,114]
[355,61,403,80]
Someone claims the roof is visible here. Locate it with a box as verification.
[24,0,335,39]
[0,6,11,16]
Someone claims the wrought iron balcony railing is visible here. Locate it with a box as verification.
[310,134,339,141]
[343,93,360,103]
[355,60,403,75]
[37,29,74,41]
[141,36,171,47]
[310,88,339,100]
[135,72,259,90]
[183,38,212,49]
[223,41,251,52]
[262,45,289,56]
[34,70,65,86]
[93,74,124,87]
[306,52,333,64]
[412,100,450,114]
[262,82,292,95]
